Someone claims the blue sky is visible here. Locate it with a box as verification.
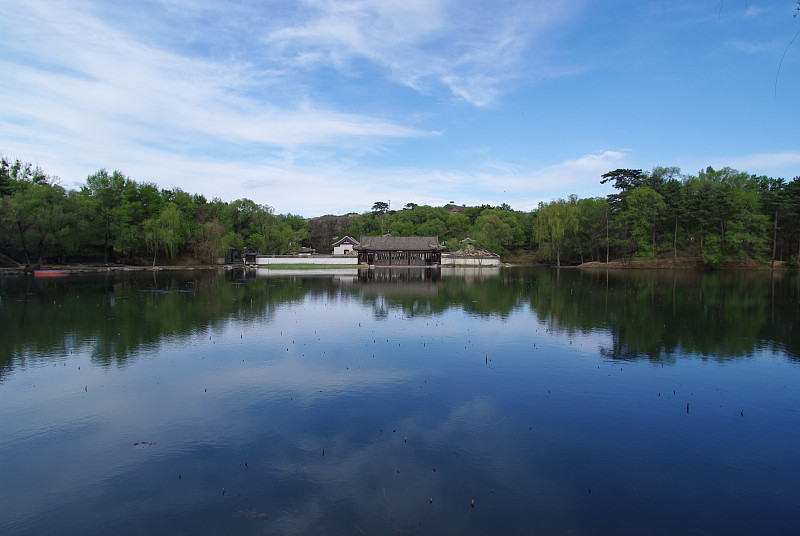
[1,0,798,217]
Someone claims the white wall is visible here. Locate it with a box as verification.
[254,253,497,267]
[333,244,355,255]
[257,268,361,276]
[441,254,501,267]
[255,255,358,265]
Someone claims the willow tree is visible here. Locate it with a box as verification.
[533,198,579,267]
[143,203,186,266]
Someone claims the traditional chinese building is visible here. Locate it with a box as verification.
[332,236,360,255]
[355,235,445,266]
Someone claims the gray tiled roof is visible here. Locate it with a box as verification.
[332,236,360,246]
[356,235,444,251]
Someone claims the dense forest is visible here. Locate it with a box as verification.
[1,156,798,267]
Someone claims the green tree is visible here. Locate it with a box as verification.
[246,232,266,253]
[650,167,686,261]
[417,218,446,238]
[464,204,492,225]
[60,191,96,258]
[727,191,768,261]
[0,166,70,263]
[388,220,415,236]
[24,180,70,260]
[0,157,13,197]
[226,198,273,238]
[601,169,646,198]
[1,194,32,263]
[533,198,579,267]
[575,197,609,263]
[261,216,297,254]
[620,188,667,259]
[446,213,471,241]
[601,168,649,262]
[784,177,800,261]
[473,214,512,254]
[347,213,383,239]
[143,203,187,266]
[195,219,232,263]
[82,169,132,263]
[278,213,310,247]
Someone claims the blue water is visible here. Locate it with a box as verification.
[0,267,798,534]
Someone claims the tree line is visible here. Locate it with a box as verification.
[1,156,798,267]
[0,159,307,265]
[534,167,800,268]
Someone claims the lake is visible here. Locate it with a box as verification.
[1,266,799,535]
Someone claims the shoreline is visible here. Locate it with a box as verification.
[574,258,792,271]
[0,264,225,276]
[0,258,794,276]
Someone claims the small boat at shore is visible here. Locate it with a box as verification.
[33,270,69,277]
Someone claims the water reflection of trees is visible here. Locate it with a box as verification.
[350,268,799,361]
[522,269,800,363]
[0,270,312,377]
[353,268,524,319]
[1,268,797,380]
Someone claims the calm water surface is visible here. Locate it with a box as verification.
[1,267,799,535]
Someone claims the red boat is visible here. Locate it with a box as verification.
[33,270,69,277]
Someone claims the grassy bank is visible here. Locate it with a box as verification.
[577,258,794,270]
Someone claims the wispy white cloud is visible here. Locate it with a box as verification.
[284,150,630,214]
[727,39,781,54]
[0,1,427,164]
[741,4,772,18]
[0,0,586,215]
[496,150,630,210]
[3,0,795,219]
[723,151,800,177]
[261,0,576,106]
